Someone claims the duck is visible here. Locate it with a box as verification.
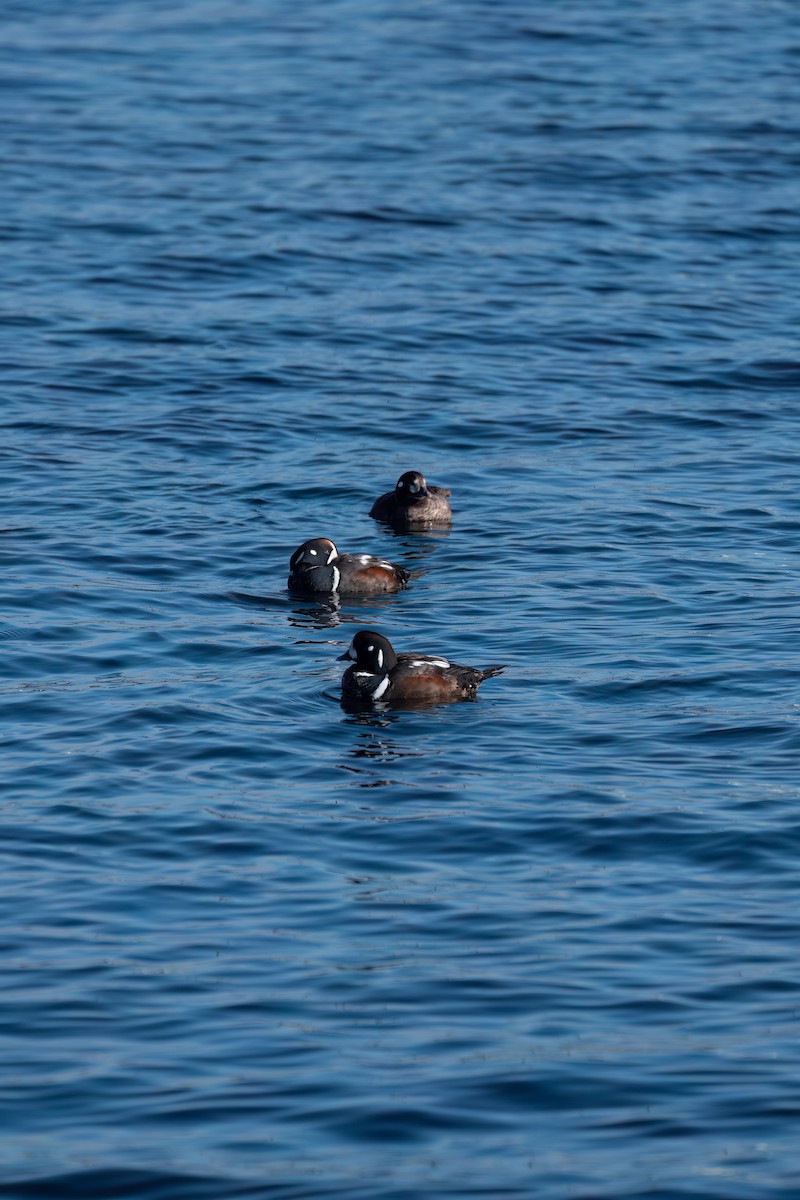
[369,470,452,528]
[339,630,504,706]
[288,538,409,596]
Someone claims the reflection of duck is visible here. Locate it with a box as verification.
[339,630,504,707]
[381,524,451,552]
[288,538,409,595]
[349,728,413,761]
[369,471,452,529]
[336,723,420,787]
[287,593,342,630]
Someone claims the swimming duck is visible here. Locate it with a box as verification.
[288,538,409,595]
[369,471,452,528]
[339,630,504,706]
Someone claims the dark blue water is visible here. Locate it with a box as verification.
[3,2,800,1197]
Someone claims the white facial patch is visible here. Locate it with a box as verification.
[372,675,390,700]
[309,548,317,556]
[348,643,357,660]
[409,483,419,493]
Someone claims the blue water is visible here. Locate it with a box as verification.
[3,2,800,1197]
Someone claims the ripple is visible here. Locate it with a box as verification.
[3,0,800,1196]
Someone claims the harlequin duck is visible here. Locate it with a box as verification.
[339,630,504,706]
[288,538,409,596]
[369,471,452,528]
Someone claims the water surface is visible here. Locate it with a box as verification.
[2,1,800,1197]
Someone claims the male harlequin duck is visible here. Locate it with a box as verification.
[369,471,452,528]
[339,630,504,706]
[288,538,409,596]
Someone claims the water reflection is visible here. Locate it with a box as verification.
[229,589,346,629]
[286,588,416,631]
[335,719,421,787]
[287,593,343,629]
[380,525,452,561]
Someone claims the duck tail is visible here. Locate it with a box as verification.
[480,665,506,680]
